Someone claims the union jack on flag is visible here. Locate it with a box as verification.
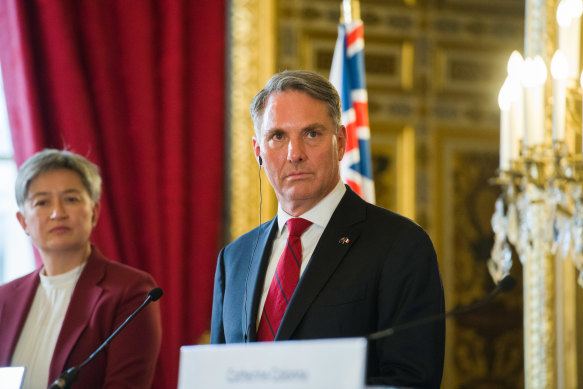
[330,19,375,204]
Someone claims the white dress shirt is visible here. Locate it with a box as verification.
[11,263,85,389]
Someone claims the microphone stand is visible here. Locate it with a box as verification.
[368,275,515,341]
[48,287,163,389]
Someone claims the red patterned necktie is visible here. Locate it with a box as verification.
[257,217,312,341]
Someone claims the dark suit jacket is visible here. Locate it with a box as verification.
[0,246,162,389]
[211,186,445,388]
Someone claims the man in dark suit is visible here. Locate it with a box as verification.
[210,70,445,388]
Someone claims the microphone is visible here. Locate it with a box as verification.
[367,275,515,341]
[48,287,163,389]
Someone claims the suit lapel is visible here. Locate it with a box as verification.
[276,188,367,340]
[49,249,105,379]
[242,218,278,341]
[0,271,40,364]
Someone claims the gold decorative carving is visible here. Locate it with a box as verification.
[434,129,524,388]
[401,42,414,91]
[227,0,277,241]
[524,0,547,58]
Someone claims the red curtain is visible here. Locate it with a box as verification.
[0,1,225,388]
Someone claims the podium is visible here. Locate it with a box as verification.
[177,337,369,389]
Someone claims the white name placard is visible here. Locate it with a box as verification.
[0,366,25,389]
[177,337,368,389]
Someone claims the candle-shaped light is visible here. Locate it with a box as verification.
[499,78,512,170]
[507,77,523,160]
[551,50,568,142]
[507,51,525,75]
[567,0,583,16]
[507,51,525,158]
[567,0,583,18]
[558,0,582,78]
[521,56,547,147]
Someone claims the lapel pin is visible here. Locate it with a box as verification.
[339,237,350,244]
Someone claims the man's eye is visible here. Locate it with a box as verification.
[272,133,283,140]
[34,200,48,207]
[305,129,321,139]
[65,197,80,203]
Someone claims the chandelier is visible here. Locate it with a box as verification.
[487,0,583,388]
[488,5,583,289]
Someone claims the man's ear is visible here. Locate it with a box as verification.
[337,125,347,160]
[252,136,262,166]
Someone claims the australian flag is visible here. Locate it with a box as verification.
[330,19,375,204]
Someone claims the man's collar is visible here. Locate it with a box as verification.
[277,180,346,232]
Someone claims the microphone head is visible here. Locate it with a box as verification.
[497,275,516,292]
[148,287,163,301]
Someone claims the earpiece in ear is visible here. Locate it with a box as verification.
[258,156,263,166]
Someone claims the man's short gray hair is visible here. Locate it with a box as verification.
[250,70,342,134]
[15,149,102,209]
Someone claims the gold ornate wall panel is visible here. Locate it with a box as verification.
[369,123,416,218]
[227,0,278,242]
[434,129,524,388]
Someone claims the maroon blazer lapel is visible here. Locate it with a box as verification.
[48,249,106,380]
[0,271,41,365]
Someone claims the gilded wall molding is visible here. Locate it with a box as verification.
[227,0,277,241]
[524,0,547,58]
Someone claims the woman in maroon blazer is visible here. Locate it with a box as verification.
[0,149,161,389]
